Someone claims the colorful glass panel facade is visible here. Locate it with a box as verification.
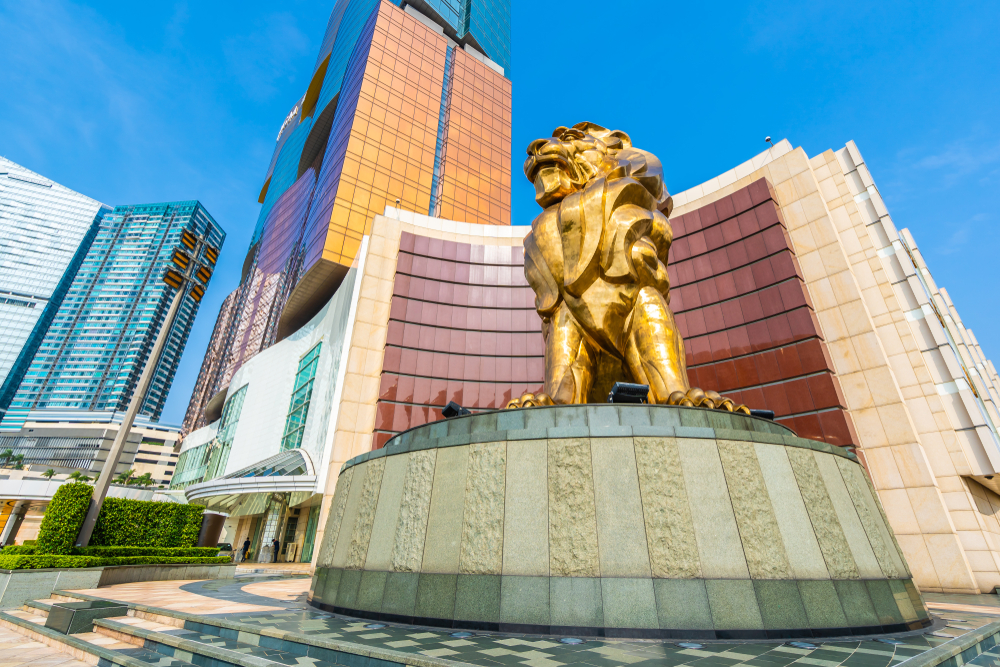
[183,0,511,434]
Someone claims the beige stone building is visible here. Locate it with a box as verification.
[671,140,1000,594]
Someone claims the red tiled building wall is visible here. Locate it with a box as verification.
[667,178,858,446]
[373,232,544,448]
[374,178,858,450]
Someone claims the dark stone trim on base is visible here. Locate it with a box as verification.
[308,598,932,641]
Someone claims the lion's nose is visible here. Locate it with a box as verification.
[526,138,548,156]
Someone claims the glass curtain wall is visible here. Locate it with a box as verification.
[171,384,247,489]
[280,343,322,451]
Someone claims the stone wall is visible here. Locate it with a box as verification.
[312,405,928,639]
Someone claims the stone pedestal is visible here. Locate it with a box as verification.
[310,404,930,639]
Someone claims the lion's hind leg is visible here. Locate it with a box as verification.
[544,302,597,404]
[624,287,689,403]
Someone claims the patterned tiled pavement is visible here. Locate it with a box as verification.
[9,576,1000,667]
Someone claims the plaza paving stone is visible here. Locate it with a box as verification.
[61,576,1000,667]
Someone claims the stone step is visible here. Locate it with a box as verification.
[22,597,55,617]
[50,589,429,667]
[0,607,196,667]
[94,616,348,667]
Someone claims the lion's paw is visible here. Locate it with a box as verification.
[666,388,750,415]
[504,392,556,409]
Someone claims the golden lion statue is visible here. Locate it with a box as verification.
[507,123,748,414]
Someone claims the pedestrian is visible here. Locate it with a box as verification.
[272,538,280,563]
[241,537,251,563]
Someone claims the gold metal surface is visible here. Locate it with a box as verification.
[514,122,748,414]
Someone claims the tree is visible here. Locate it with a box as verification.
[69,471,93,483]
[133,472,154,487]
[42,469,56,479]
[0,449,13,467]
[114,469,136,485]
[11,454,24,470]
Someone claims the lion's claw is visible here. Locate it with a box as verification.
[504,392,556,409]
[666,388,750,415]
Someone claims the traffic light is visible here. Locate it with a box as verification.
[195,264,213,284]
[163,269,184,288]
[180,229,198,251]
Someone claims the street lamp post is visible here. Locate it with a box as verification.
[74,229,217,547]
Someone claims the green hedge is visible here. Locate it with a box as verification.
[0,545,36,555]
[36,483,93,554]
[75,546,219,557]
[91,498,203,548]
[0,555,102,569]
[0,555,230,570]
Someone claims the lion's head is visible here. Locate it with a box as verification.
[524,122,671,213]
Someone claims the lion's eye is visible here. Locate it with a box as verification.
[560,130,584,141]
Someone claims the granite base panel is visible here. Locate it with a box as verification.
[0,568,103,609]
[97,563,237,587]
[0,563,236,608]
[309,597,930,641]
[311,569,932,640]
[317,405,928,638]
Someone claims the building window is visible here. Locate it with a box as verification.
[170,383,247,489]
[280,343,321,451]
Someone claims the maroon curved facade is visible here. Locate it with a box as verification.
[667,178,857,446]
[372,178,858,451]
[374,231,543,448]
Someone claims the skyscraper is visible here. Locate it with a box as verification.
[183,0,511,433]
[0,157,110,420]
[2,201,225,428]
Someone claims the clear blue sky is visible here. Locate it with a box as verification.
[1,1,998,425]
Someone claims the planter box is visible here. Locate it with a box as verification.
[45,600,128,634]
[96,562,236,587]
[0,563,236,609]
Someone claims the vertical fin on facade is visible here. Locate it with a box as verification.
[429,46,455,217]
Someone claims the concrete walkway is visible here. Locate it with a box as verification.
[0,624,91,667]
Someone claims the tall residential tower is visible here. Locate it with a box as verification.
[183,0,512,433]
[0,157,109,419]
[2,201,225,429]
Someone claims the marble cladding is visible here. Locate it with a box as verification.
[312,406,926,637]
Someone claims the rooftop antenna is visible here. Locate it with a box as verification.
[765,136,775,148]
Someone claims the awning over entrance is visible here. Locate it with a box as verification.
[183,449,318,514]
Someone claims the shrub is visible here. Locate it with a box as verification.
[91,498,204,548]
[0,555,103,569]
[74,546,218,557]
[94,556,231,566]
[0,545,35,555]
[36,482,93,554]
[0,555,230,570]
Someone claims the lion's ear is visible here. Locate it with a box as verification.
[609,130,632,149]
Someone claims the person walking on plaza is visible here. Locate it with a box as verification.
[272,538,280,563]
[241,538,251,563]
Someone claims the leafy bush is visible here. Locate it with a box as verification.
[74,546,218,557]
[0,545,35,555]
[95,556,231,566]
[23,540,36,546]
[91,498,203,548]
[0,554,230,570]
[0,555,103,569]
[36,482,93,554]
